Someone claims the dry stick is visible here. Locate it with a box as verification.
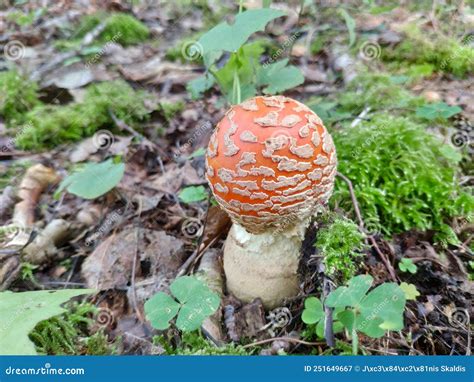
[242,337,325,349]
[336,172,398,282]
[322,277,335,348]
[130,226,144,322]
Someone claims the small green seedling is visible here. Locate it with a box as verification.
[187,8,304,103]
[145,276,220,332]
[179,186,207,204]
[415,102,462,121]
[399,282,420,300]
[398,258,417,274]
[55,159,125,200]
[303,275,406,354]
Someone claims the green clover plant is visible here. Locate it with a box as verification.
[145,276,220,332]
[302,275,406,354]
[398,258,418,274]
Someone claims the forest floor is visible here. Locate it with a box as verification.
[0,0,472,356]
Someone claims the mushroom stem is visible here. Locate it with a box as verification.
[223,222,307,309]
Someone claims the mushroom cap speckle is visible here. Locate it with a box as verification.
[205,96,337,234]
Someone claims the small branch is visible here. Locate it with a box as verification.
[336,172,364,231]
[336,172,397,281]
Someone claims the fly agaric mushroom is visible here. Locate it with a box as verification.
[205,96,337,308]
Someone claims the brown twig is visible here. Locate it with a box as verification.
[336,172,398,281]
[336,172,364,231]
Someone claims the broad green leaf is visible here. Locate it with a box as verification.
[198,9,285,66]
[0,289,94,355]
[357,313,385,338]
[170,276,209,304]
[399,282,420,301]
[359,283,406,334]
[415,102,462,120]
[339,9,356,47]
[301,297,324,324]
[175,293,220,331]
[257,60,304,94]
[56,159,125,199]
[325,275,373,308]
[144,292,180,330]
[179,186,207,203]
[337,309,356,332]
[187,74,215,100]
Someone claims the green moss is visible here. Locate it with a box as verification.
[17,80,149,149]
[154,331,255,355]
[338,71,425,113]
[77,12,149,46]
[0,70,40,125]
[159,100,185,121]
[315,216,365,281]
[382,26,474,77]
[332,114,474,238]
[30,303,116,355]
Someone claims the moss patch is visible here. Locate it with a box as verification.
[382,26,474,77]
[0,70,40,126]
[17,80,150,149]
[29,303,116,355]
[76,12,149,46]
[332,114,474,239]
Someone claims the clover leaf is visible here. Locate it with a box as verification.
[399,282,420,300]
[415,102,462,120]
[145,276,220,332]
[398,258,417,274]
[325,275,407,339]
[302,297,324,324]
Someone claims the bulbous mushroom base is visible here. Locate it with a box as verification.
[223,223,304,309]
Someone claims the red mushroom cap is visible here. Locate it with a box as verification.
[205,96,337,234]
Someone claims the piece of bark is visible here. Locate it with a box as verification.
[13,164,59,229]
